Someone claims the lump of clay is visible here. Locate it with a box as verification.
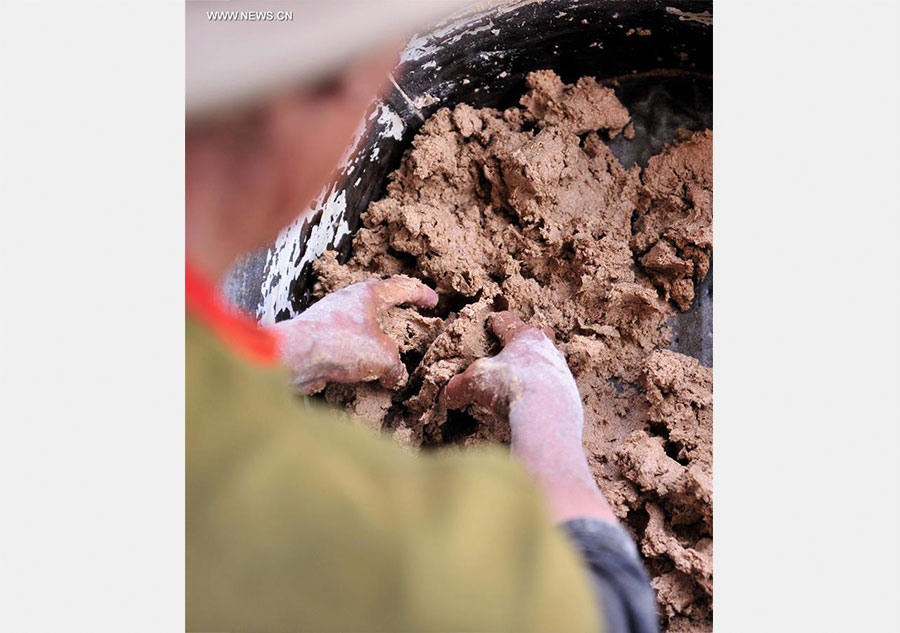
[324,383,395,432]
[404,297,500,443]
[633,129,713,310]
[610,350,713,629]
[520,69,631,137]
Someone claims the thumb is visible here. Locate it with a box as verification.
[440,371,471,410]
[488,311,529,346]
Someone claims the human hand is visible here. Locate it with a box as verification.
[269,277,438,395]
[441,311,616,523]
[441,311,584,455]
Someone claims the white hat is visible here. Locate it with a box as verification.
[186,0,474,119]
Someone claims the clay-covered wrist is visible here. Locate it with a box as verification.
[508,397,586,468]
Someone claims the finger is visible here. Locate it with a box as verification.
[488,311,530,346]
[441,359,517,418]
[378,352,409,390]
[374,276,439,310]
[441,370,473,410]
[440,358,497,411]
[292,376,328,397]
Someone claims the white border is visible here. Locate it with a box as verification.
[0,1,898,631]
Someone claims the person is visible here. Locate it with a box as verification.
[186,41,659,633]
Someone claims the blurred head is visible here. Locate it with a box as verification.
[185,45,398,280]
[184,0,472,281]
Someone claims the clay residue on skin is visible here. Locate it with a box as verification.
[310,71,712,631]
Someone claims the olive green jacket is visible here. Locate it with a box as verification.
[187,315,601,632]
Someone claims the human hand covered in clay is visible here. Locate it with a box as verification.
[442,311,584,454]
[442,311,616,523]
[269,277,438,395]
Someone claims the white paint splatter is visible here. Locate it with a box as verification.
[666,7,712,26]
[375,103,404,141]
[259,187,349,325]
[412,93,440,109]
[399,32,437,63]
[336,110,371,175]
[448,19,495,43]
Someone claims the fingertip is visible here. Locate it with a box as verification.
[379,355,408,390]
[440,374,464,409]
[488,311,527,345]
[377,276,439,309]
[293,378,326,397]
[415,283,439,308]
[486,311,505,332]
[424,286,439,308]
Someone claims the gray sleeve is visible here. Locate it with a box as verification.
[560,518,659,633]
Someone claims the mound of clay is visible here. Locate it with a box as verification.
[633,129,713,310]
[309,71,713,632]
